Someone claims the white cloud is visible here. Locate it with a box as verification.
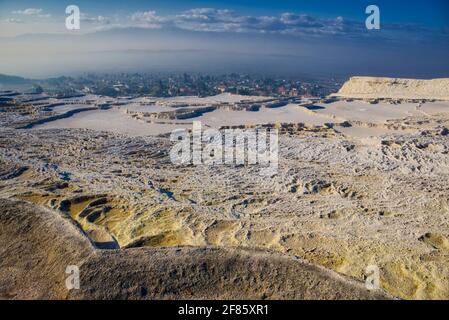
[128,10,168,29]
[4,7,444,41]
[121,8,353,36]
[131,10,163,22]
[81,14,111,25]
[13,8,42,15]
[12,8,51,18]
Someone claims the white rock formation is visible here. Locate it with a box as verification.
[333,76,449,100]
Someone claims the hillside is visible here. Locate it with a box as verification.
[333,77,449,100]
[0,198,389,300]
[0,74,33,85]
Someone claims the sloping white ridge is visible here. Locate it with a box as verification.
[333,76,449,100]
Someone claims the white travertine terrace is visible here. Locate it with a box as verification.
[333,77,449,100]
[2,84,449,299]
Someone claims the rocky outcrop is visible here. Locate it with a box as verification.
[0,198,390,300]
[333,77,449,100]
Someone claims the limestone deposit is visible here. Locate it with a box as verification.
[1,87,449,300]
[0,198,389,300]
[333,77,449,100]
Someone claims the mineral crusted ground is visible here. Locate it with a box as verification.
[1,84,449,299]
[0,198,389,299]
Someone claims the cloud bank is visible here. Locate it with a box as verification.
[82,7,447,41]
[11,8,51,18]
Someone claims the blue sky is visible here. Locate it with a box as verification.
[1,0,448,39]
[0,1,448,78]
[1,0,449,33]
[1,0,449,26]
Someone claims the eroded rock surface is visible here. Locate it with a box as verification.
[1,90,449,300]
[333,77,449,100]
[0,198,388,300]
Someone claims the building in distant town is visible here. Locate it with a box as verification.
[277,86,287,96]
[289,88,299,97]
[216,84,227,93]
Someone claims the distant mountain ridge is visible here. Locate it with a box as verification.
[0,73,34,85]
[333,76,449,100]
